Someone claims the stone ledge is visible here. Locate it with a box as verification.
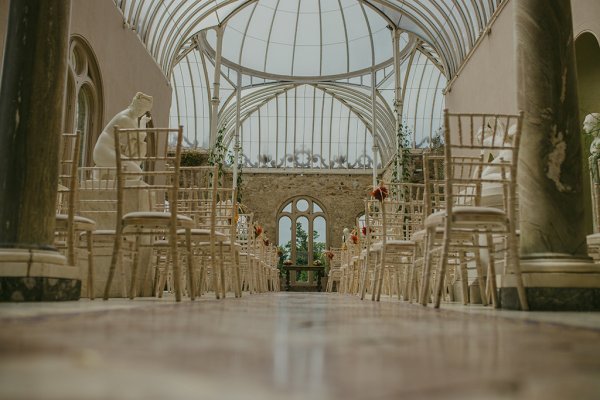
[0,249,81,301]
[0,277,81,301]
[500,287,600,311]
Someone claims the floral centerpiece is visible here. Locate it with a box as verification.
[254,224,263,237]
[283,259,293,266]
[371,182,389,202]
[361,226,373,236]
[313,259,322,266]
[349,231,359,245]
[324,250,335,260]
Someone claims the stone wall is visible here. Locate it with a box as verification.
[237,172,373,249]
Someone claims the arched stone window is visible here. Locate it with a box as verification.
[277,197,327,284]
[63,36,103,166]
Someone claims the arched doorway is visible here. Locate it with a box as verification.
[575,32,600,233]
[277,197,327,287]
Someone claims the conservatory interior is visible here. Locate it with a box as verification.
[1,0,600,399]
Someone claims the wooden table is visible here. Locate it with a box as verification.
[281,265,326,292]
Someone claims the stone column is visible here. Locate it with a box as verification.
[511,0,600,310]
[0,0,79,301]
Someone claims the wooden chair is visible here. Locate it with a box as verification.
[78,166,134,298]
[325,248,342,292]
[236,212,256,293]
[104,126,195,302]
[420,110,528,310]
[367,183,424,301]
[153,166,217,298]
[358,200,382,300]
[55,132,96,299]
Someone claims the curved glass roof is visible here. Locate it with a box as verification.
[115,0,504,79]
[202,0,393,80]
[169,35,446,167]
[118,0,493,170]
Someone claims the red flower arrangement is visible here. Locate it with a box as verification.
[350,233,359,244]
[371,183,389,202]
[254,225,263,237]
[325,251,335,260]
[263,238,270,246]
[361,226,374,236]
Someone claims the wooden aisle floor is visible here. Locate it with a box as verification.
[1,292,599,400]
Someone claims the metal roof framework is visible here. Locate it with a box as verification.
[117,0,500,170]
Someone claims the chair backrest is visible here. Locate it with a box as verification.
[56,132,81,265]
[236,212,254,253]
[443,110,523,223]
[177,166,218,230]
[215,187,238,240]
[78,167,119,230]
[385,182,426,239]
[113,126,184,227]
[422,152,446,217]
[327,247,342,269]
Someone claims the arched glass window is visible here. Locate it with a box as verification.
[277,197,327,284]
[64,36,103,166]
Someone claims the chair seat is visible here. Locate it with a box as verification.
[123,212,194,229]
[55,214,96,231]
[386,239,415,247]
[177,228,228,241]
[424,206,507,228]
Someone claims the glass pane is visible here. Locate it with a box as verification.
[278,216,292,266]
[296,199,309,212]
[76,89,90,166]
[357,213,366,232]
[313,203,322,213]
[283,203,292,213]
[313,216,327,266]
[295,216,309,268]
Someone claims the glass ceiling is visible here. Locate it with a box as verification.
[116,0,500,170]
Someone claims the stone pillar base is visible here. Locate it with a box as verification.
[0,249,81,301]
[499,256,600,310]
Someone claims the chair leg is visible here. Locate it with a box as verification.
[433,233,451,308]
[459,251,469,305]
[486,233,499,308]
[104,227,123,300]
[235,250,242,298]
[185,230,195,301]
[219,243,226,298]
[371,255,380,301]
[171,235,182,302]
[419,229,434,306]
[86,231,95,300]
[473,233,488,306]
[129,235,142,300]
[507,230,529,311]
